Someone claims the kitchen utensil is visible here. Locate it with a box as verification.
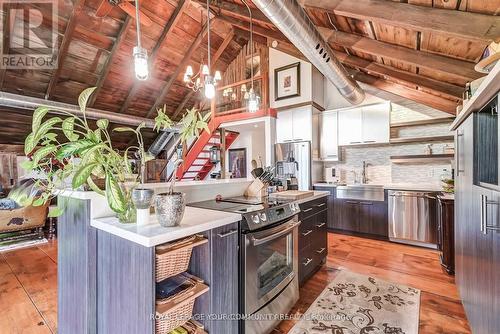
[251,159,257,170]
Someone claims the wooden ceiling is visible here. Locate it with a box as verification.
[0,0,499,150]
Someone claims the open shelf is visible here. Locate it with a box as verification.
[391,117,455,128]
[390,154,454,163]
[389,135,454,144]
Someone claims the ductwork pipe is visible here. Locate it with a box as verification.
[0,91,156,128]
[252,0,365,105]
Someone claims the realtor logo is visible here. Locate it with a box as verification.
[1,0,58,69]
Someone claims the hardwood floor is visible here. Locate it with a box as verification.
[274,233,471,334]
[0,233,470,333]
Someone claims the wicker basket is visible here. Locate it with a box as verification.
[155,235,207,282]
[156,277,209,334]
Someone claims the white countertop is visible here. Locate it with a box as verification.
[91,206,242,247]
[294,191,330,204]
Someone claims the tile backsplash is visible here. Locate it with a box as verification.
[319,101,454,185]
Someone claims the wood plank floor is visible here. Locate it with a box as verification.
[0,233,470,333]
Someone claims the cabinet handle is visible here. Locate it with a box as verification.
[326,154,337,157]
[363,140,376,143]
[316,248,326,254]
[302,258,312,266]
[293,138,303,141]
[360,202,373,205]
[315,203,326,208]
[301,230,313,236]
[456,132,464,176]
[481,195,500,234]
[217,229,238,238]
[303,208,313,213]
[315,222,326,228]
[346,201,358,204]
[349,141,362,144]
[283,139,293,142]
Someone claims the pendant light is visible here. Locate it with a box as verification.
[203,0,215,99]
[133,0,149,80]
[242,0,260,112]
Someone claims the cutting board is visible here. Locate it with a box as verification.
[269,190,315,201]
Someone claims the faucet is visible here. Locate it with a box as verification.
[361,161,369,184]
[350,170,358,184]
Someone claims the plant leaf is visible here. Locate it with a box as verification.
[72,162,98,189]
[113,127,136,133]
[78,87,97,113]
[20,159,33,170]
[56,139,95,159]
[62,118,79,142]
[32,197,46,207]
[24,132,36,155]
[32,107,49,133]
[48,207,64,218]
[32,145,56,165]
[87,176,105,196]
[105,173,126,213]
[96,119,109,129]
[32,117,62,148]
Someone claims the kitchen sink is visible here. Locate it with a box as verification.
[336,184,385,201]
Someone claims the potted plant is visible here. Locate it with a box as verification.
[17,87,209,224]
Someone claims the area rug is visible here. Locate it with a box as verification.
[290,271,421,334]
[0,238,48,252]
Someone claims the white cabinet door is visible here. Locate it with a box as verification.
[276,110,293,143]
[292,107,312,141]
[361,103,390,144]
[338,109,362,145]
[320,111,339,160]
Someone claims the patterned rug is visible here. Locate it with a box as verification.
[290,271,421,334]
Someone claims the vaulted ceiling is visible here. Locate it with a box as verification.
[0,0,499,150]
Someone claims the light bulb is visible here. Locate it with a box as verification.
[214,70,222,81]
[133,46,149,80]
[244,91,249,99]
[241,84,247,92]
[205,83,215,99]
[202,64,210,75]
[248,92,260,113]
[186,65,193,76]
[231,92,236,100]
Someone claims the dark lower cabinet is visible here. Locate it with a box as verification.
[455,114,500,334]
[298,197,328,285]
[190,223,239,333]
[312,186,335,229]
[333,199,388,238]
[437,195,454,274]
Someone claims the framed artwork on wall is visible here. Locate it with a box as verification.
[274,62,301,101]
[228,148,247,179]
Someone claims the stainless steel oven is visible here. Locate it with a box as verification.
[241,216,300,334]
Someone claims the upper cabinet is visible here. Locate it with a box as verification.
[338,102,390,146]
[319,111,339,161]
[276,106,313,143]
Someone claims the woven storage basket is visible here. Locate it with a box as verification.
[155,235,207,282]
[155,278,209,334]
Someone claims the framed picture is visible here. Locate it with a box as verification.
[228,148,247,179]
[274,62,301,101]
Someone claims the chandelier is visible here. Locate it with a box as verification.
[183,0,221,98]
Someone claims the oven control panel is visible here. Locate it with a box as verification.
[242,203,300,231]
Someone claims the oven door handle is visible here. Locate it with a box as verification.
[250,221,301,246]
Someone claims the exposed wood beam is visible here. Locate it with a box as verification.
[146,24,208,118]
[233,27,268,46]
[119,0,190,114]
[88,16,133,107]
[351,70,458,114]
[332,50,464,100]
[0,3,13,89]
[193,0,272,26]
[217,15,287,43]
[45,0,85,100]
[302,0,500,43]
[319,28,482,82]
[171,28,235,120]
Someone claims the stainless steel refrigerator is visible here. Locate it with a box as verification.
[275,141,312,191]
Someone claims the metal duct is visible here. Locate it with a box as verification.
[0,91,156,128]
[252,0,365,105]
[148,130,179,157]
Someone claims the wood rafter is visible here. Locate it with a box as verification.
[45,0,85,100]
[119,0,190,114]
[145,23,208,118]
[319,28,482,82]
[351,70,458,114]
[302,0,500,43]
[193,0,272,26]
[332,50,464,100]
[172,29,235,120]
[0,3,14,89]
[217,15,287,43]
[88,16,134,107]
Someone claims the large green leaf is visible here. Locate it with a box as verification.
[62,118,79,142]
[78,87,97,113]
[32,117,62,148]
[48,207,64,218]
[20,159,33,171]
[24,132,36,155]
[87,176,105,196]
[105,173,126,213]
[32,145,56,165]
[72,162,98,189]
[32,107,49,133]
[113,127,136,133]
[96,119,109,129]
[56,139,95,159]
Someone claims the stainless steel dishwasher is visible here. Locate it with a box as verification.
[388,190,438,248]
